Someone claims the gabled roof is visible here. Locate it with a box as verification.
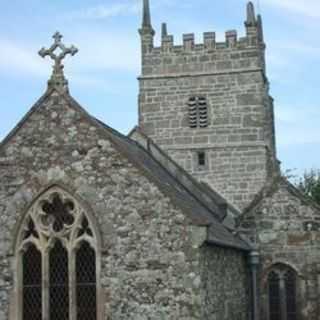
[0,87,251,251]
[243,175,320,215]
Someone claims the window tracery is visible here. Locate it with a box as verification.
[16,187,98,320]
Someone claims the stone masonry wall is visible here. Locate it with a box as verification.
[139,28,277,211]
[200,244,249,320]
[0,91,248,319]
[139,69,272,211]
[240,179,320,320]
[141,32,264,76]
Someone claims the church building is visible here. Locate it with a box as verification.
[0,1,319,320]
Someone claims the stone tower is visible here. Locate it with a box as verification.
[138,1,279,211]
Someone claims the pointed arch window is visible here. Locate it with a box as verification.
[16,187,99,320]
[188,96,208,128]
[267,265,297,320]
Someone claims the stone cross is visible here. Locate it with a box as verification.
[39,32,78,90]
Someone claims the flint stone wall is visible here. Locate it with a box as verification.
[0,91,249,319]
[200,245,249,320]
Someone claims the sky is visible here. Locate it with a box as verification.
[0,0,319,177]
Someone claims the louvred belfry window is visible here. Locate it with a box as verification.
[188,96,208,128]
[267,265,298,320]
[16,187,99,320]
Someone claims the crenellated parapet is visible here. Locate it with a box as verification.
[140,1,266,77]
[141,29,265,77]
[157,27,263,52]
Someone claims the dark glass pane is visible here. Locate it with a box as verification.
[198,152,206,166]
[285,270,297,320]
[76,242,96,320]
[23,244,42,320]
[268,271,281,320]
[49,240,69,320]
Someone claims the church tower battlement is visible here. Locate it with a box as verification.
[138,1,279,211]
[139,2,265,75]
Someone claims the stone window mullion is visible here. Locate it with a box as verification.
[279,274,287,320]
[69,247,77,320]
[43,248,50,320]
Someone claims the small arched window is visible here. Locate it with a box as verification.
[16,187,99,320]
[267,265,297,320]
[188,96,208,128]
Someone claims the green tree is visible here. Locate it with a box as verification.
[296,169,320,205]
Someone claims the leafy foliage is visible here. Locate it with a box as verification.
[295,169,320,205]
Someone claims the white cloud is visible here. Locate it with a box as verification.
[0,28,140,86]
[264,0,320,19]
[265,39,320,84]
[70,74,114,91]
[269,40,320,57]
[276,105,320,123]
[0,39,48,77]
[277,125,320,147]
[68,1,140,20]
[66,0,191,21]
[275,104,320,147]
[69,30,140,73]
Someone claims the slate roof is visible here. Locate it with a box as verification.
[129,126,240,221]
[0,87,251,252]
[93,119,250,251]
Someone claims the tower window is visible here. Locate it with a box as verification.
[188,96,208,128]
[198,151,206,166]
